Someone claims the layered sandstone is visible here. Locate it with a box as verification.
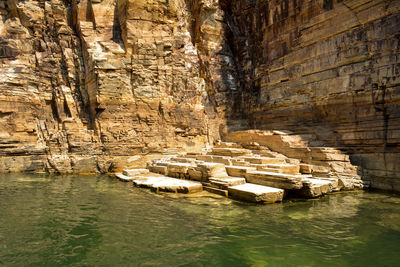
[0,0,233,174]
[0,0,399,192]
[223,0,400,191]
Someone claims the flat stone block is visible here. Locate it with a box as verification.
[209,176,246,189]
[299,164,312,174]
[148,165,167,175]
[197,162,227,177]
[167,162,192,177]
[116,173,134,182]
[188,168,203,181]
[228,183,284,203]
[203,186,229,197]
[170,157,195,163]
[243,157,286,164]
[266,164,300,175]
[122,168,149,176]
[295,178,333,198]
[132,176,202,194]
[245,171,303,189]
[210,148,251,157]
[226,166,256,177]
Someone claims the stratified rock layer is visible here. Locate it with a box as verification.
[223,0,400,191]
[0,0,399,192]
[0,0,232,174]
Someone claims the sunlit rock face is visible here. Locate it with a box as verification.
[222,0,400,191]
[0,0,399,192]
[0,0,235,173]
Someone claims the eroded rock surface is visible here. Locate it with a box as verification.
[223,0,400,191]
[0,0,399,192]
[0,0,233,174]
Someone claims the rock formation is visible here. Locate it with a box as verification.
[0,0,399,192]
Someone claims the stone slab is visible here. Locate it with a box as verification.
[299,164,313,174]
[228,183,284,203]
[265,164,300,175]
[243,157,286,165]
[122,168,149,176]
[226,166,257,177]
[245,171,303,189]
[203,186,229,197]
[197,162,227,177]
[116,173,135,182]
[210,148,251,157]
[294,178,334,198]
[209,176,246,189]
[132,176,202,194]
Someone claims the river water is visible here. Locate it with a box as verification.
[0,173,399,266]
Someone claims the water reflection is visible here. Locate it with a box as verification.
[0,174,399,266]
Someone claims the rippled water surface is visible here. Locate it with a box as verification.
[1,174,400,266]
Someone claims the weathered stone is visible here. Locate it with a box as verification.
[300,164,313,174]
[196,162,227,178]
[116,173,135,182]
[122,169,149,176]
[228,183,284,203]
[210,148,251,157]
[0,0,398,193]
[132,176,202,194]
[167,162,193,178]
[265,164,300,175]
[294,178,334,198]
[245,171,303,190]
[203,186,229,197]
[225,166,256,177]
[242,157,286,165]
[208,176,246,189]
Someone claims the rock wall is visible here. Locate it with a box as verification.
[0,0,233,174]
[223,0,400,191]
[0,0,399,192]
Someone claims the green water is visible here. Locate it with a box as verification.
[0,174,399,266]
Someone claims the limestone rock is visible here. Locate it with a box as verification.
[228,183,284,203]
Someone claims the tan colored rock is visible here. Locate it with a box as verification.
[132,176,203,194]
[225,166,256,177]
[122,169,149,176]
[208,176,246,189]
[228,183,284,203]
[196,162,227,178]
[245,171,303,190]
[299,164,313,174]
[294,178,334,198]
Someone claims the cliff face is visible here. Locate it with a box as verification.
[0,0,236,173]
[223,0,400,191]
[0,0,399,191]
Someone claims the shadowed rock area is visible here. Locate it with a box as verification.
[0,0,399,192]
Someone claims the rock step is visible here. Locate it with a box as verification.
[293,178,335,198]
[166,162,193,179]
[214,141,243,149]
[170,157,196,163]
[116,173,135,182]
[241,157,286,165]
[226,166,257,177]
[122,169,149,176]
[209,147,251,157]
[195,155,233,165]
[203,186,229,197]
[263,164,300,175]
[208,177,246,189]
[148,165,167,175]
[299,163,312,174]
[131,176,202,194]
[245,171,303,190]
[228,183,284,203]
